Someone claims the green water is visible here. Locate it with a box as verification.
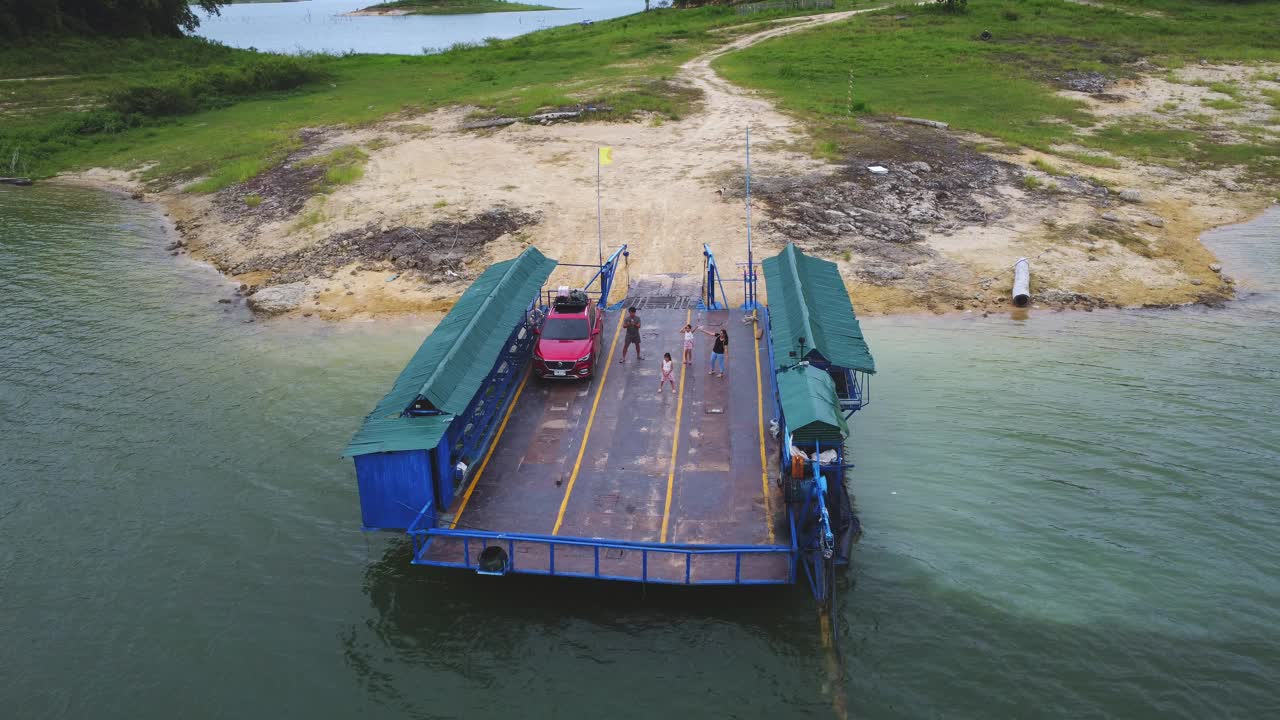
[2,185,1277,718]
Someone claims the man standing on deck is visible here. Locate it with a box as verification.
[620,306,643,363]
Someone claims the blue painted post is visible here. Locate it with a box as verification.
[594,545,600,578]
[706,253,716,309]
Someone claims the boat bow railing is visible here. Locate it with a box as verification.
[410,526,795,586]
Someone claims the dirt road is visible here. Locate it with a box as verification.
[192,9,880,316]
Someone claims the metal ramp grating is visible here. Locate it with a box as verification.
[625,295,695,310]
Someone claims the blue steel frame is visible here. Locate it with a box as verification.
[737,260,761,310]
[783,430,850,603]
[698,244,732,311]
[582,244,629,310]
[434,298,542,504]
[407,525,796,586]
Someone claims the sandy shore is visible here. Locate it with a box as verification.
[62,11,1276,322]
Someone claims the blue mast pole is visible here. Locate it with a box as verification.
[596,148,604,268]
[745,127,753,307]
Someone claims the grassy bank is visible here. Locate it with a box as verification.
[0,4,858,186]
[10,1,1275,190]
[355,0,560,15]
[714,0,1280,178]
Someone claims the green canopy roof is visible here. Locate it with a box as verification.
[762,244,875,374]
[344,247,557,457]
[776,365,848,444]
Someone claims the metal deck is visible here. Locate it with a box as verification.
[419,301,789,584]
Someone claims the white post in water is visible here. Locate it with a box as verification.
[1012,257,1031,307]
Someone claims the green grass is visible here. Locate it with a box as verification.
[1031,157,1067,176]
[359,0,558,14]
[1086,119,1280,175]
[715,0,1280,178]
[245,193,263,207]
[1059,150,1122,169]
[1201,97,1244,111]
[7,0,1278,189]
[185,156,281,193]
[0,5,849,184]
[1204,81,1242,99]
[293,207,327,232]
[300,146,369,191]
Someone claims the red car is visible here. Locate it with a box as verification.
[532,289,605,380]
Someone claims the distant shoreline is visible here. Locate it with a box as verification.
[346,0,561,17]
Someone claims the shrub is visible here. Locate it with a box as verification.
[107,56,326,119]
[108,83,197,116]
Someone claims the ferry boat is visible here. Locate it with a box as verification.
[345,240,875,607]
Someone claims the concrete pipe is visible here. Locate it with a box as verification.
[1012,257,1031,307]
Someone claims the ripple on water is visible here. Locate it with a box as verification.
[2,186,1278,719]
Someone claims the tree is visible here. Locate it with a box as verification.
[0,0,226,39]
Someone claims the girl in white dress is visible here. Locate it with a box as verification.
[657,353,676,394]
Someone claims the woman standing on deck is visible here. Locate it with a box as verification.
[699,327,728,378]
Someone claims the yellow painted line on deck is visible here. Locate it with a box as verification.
[754,313,776,544]
[659,309,693,544]
[451,369,531,529]
[551,310,625,535]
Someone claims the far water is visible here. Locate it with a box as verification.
[193,0,641,54]
[1,182,1278,719]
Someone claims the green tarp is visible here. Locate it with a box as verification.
[762,244,875,374]
[343,247,558,457]
[776,365,848,444]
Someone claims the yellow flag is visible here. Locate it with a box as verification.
[598,146,614,166]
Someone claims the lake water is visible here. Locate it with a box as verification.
[1,183,1277,718]
[193,0,642,54]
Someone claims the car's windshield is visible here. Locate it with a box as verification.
[542,317,590,340]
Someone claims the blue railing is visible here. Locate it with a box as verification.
[830,367,871,415]
[409,527,795,586]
